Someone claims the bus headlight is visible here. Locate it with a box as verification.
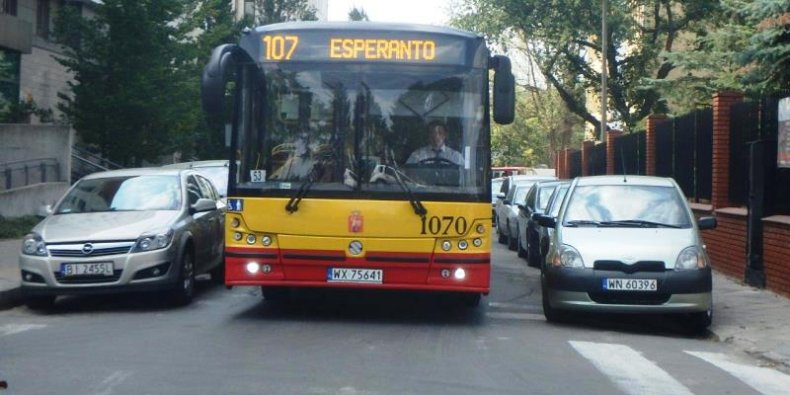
[454,268,466,280]
[246,234,256,245]
[233,232,243,241]
[261,235,272,246]
[441,241,452,251]
[458,240,468,250]
[246,262,260,274]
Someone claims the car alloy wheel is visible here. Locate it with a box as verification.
[169,250,195,306]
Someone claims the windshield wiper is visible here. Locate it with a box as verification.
[565,220,600,227]
[599,219,682,228]
[389,165,427,218]
[284,163,324,214]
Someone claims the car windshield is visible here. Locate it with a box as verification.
[563,185,691,227]
[56,175,181,213]
[549,185,570,217]
[513,186,530,206]
[491,179,504,204]
[537,185,556,211]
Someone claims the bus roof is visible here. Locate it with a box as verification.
[253,21,482,40]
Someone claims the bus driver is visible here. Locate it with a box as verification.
[406,120,464,166]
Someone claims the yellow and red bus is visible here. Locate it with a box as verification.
[201,22,514,305]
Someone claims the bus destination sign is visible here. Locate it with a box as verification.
[253,31,473,66]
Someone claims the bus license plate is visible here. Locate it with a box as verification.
[327,268,383,284]
[61,262,114,277]
[602,278,657,291]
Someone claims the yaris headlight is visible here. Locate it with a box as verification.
[133,228,174,253]
[675,246,708,270]
[552,244,584,268]
[21,233,48,256]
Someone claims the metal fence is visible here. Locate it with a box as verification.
[613,131,646,175]
[729,97,790,215]
[0,158,61,191]
[588,142,607,176]
[652,109,712,201]
[569,150,581,178]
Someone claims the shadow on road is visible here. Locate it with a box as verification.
[233,288,487,327]
[21,276,222,314]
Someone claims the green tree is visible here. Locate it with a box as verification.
[451,0,720,132]
[650,0,788,110]
[175,0,245,160]
[348,7,369,21]
[249,0,318,25]
[53,0,191,166]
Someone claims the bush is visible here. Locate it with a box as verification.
[0,216,42,239]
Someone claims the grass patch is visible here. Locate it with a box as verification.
[0,215,41,239]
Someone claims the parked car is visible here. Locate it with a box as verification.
[162,160,231,199]
[503,184,532,251]
[491,177,505,224]
[515,180,567,265]
[18,168,226,309]
[536,175,717,332]
[536,182,571,265]
[494,174,556,243]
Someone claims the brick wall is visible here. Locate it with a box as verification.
[763,217,790,297]
[694,208,747,279]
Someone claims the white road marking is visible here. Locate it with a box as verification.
[486,312,545,321]
[686,351,790,395]
[569,341,694,395]
[91,371,133,395]
[0,323,46,336]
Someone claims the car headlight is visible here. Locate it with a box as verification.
[552,244,584,268]
[133,228,174,253]
[675,246,708,270]
[22,233,48,256]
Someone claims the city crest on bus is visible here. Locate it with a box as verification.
[348,211,363,233]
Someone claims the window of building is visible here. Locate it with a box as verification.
[0,49,21,108]
[1,0,18,16]
[37,0,51,39]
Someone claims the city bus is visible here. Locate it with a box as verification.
[201,22,514,305]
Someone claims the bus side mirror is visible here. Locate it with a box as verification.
[202,44,246,126]
[491,55,515,125]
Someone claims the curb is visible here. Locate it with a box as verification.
[0,286,23,310]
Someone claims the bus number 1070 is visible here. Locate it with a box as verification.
[420,216,468,235]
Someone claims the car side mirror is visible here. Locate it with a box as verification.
[37,204,53,217]
[516,204,525,210]
[496,193,505,200]
[534,214,556,228]
[191,198,218,214]
[697,216,717,230]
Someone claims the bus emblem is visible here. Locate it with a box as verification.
[348,211,363,233]
[348,240,363,256]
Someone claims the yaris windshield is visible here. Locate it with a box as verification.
[563,185,692,228]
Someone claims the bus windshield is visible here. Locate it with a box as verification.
[236,63,488,201]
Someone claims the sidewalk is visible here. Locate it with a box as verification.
[0,239,22,309]
[0,237,788,368]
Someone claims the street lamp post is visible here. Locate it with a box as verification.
[600,0,607,141]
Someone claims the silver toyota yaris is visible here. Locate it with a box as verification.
[19,168,225,309]
[536,175,717,332]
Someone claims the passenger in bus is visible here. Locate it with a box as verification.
[405,120,464,166]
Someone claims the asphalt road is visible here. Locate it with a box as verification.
[1,241,789,395]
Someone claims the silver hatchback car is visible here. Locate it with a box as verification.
[19,168,225,308]
[536,176,717,331]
